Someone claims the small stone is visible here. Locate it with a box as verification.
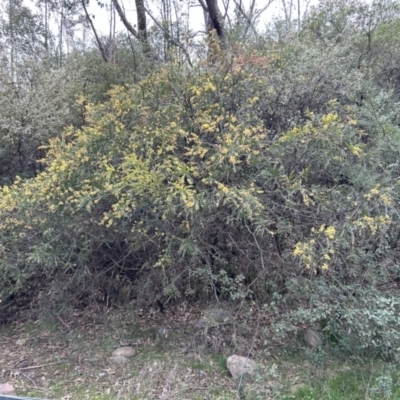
[227,355,257,382]
[112,346,136,357]
[304,329,322,348]
[237,324,251,336]
[16,338,26,346]
[194,318,206,329]
[0,382,17,396]
[110,355,127,364]
[41,378,50,389]
[156,327,168,336]
[98,371,108,378]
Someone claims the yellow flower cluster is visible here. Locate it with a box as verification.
[294,224,337,271]
[353,215,391,235]
[363,184,394,206]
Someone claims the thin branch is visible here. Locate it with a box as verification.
[81,0,108,62]
[232,0,257,36]
[253,0,276,20]
[20,372,38,387]
[10,361,62,371]
[112,0,140,40]
[144,5,193,66]
[233,0,274,36]
[221,0,230,19]
[221,0,232,28]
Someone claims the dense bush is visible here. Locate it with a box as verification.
[0,61,270,307]
[1,1,400,357]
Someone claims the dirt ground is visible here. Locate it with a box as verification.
[0,303,289,399]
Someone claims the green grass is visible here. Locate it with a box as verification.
[281,361,400,400]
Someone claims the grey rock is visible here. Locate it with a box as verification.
[0,382,17,396]
[112,346,136,357]
[304,329,322,348]
[156,326,169,336]
[227,355,257,382]
[194,318,206,329]
[237,323,251,336]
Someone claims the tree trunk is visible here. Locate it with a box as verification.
[203,7,213,34]
[112,0,140,39]
[59,0,63,66]
[297,0,301,32]
[9,0,15,77]
[204,0,226,45]
[44,0,48,52]
[135,0,147,43]
[281,0,293,31]
[112,0,150,53]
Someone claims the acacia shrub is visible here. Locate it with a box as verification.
[0,61,270,309]
[0,48,399,356]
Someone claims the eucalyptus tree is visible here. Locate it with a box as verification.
[0,1,88,184]
[0,0,46,76]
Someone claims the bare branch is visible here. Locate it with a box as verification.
[144,5,193,66]
[253,0,276,20]
[112,0,140,40]
[81,0,108,62]
[221,0,232,28]
[281,0,294,30]
[232,0,275,36]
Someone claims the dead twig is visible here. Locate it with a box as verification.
[57,315,70,329]
[24,385,49,392]
[20,372,38,387]
[11,361,62,371]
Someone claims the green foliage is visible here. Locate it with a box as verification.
[273,281,400,357]
[0,60,270,307]
[370,375,394,399]
[2,1,400,359]
[285,366,400,400]
[0,39,152,185]
[0,62,78,185]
